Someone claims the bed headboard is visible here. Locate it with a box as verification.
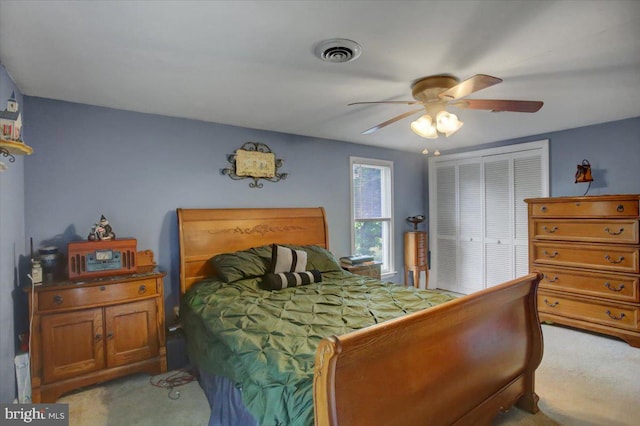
[177,207,329,295]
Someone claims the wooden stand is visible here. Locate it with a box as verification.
[25,250,167,402]
[404,231,428,288]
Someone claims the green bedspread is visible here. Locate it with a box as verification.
[181,269,455,426]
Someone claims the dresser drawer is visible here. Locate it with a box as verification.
[532,242,639,273]
[536,266,639,303]
[532,219,639,244]
[538,291,640,331]
[529,199,639,218]
[38,278,159,312]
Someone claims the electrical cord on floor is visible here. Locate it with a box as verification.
[149,368,197,400]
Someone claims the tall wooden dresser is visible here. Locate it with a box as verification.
[404,231,428,288]
[525,195,640,347]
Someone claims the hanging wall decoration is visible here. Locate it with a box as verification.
[574,159,594,195]
[222,142,288,188]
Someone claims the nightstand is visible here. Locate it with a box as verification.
[341,262,382,280]
[24,255,167,402]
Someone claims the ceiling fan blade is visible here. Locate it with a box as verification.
[439,74,503,100]
[361,108,424,135]
[450,99,543,112]
[349,100,419,106]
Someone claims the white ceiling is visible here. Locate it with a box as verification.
[1,0,639,153]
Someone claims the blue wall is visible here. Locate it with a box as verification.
[22,97,427,319]
[0,65,27,402]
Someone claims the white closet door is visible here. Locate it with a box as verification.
[458,160,483,294]
[514,154,543,276]
[484,157,512,287]
[428,140,549,293]
[435,162,457,291]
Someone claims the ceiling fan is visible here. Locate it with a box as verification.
[349,74,543,139]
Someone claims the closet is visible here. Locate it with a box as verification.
[428,140,548,293]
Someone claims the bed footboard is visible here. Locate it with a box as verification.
[313,273,543,426]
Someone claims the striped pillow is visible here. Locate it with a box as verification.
[263,270,322,290]
[271,244,307,273]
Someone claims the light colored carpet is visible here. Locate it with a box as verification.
[59,324,640,425]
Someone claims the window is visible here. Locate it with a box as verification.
[350,157,394,275]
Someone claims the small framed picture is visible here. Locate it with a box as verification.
[235,149,276,178]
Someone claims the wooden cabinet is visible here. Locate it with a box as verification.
[341,262,382,280]
[404,231,428,288]
[526,195,640,347]
[26,269,167,402]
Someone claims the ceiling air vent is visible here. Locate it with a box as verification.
[314,39,362,63]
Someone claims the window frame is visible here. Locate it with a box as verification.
[349,156,395,277]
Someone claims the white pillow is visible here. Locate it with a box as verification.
[271,244,307,273]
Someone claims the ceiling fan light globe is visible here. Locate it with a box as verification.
[444,120,463,137]
[435,110,460,133]
[411,115,438,139]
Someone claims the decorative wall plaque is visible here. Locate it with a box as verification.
[222,142,287,188]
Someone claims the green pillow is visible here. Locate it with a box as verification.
[210,245,271,283]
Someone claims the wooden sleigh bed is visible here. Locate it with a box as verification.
[177,207,543,426]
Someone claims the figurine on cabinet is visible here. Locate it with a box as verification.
[88,214,116,241]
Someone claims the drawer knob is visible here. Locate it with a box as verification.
[605,310,626,321]
[95,334,102,341]
[100,286,106,291]
[604,282,625,292]
[617,204,625,213]
[543,275,559,283]
[543,299,559,308]
[53,295,63,305]
[543,250,559,258]
[138,285,147,294]
[540,206,547,212]
[543,226,558,233]
[604,254,625,264]
[604,227,624,236]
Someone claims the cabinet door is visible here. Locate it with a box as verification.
[105,298,159,368]
[41,308,105,383]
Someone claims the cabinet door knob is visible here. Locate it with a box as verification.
[95,334,102,341]
[107,333,114,339]
[53,295,63,305]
